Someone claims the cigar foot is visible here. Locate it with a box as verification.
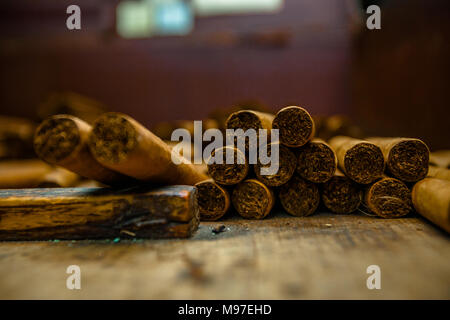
[387,139,429,182]
[272,106,314,147]
[344,143,384,184]
[232,179,274,219]
[195,180,230,221]
[297,140,336,183]
[322,175,362,214]
[279,175,320,217]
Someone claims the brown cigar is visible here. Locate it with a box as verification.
[195,179,230,221]
[232,179,274,219]
[34,115,133,186]
[254,142,296,187]
[364,177,412,218]
[37,167,80,188]
[0,185,199,240]
[367,137,429,182]
[272,106,315,147]
[0,159,53,189]
[279,175,320,217]
[427,166,450,181]
[429,150,450,169]
[328,136,385,184]
[207,146,249,185]
[321,171,362,214]
[88,112,208,185]
[412,178,450,233]
[297,138,337,183]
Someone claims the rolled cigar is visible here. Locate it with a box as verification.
[0,159,53,189]
[328,136,385,184]
[232,179,274,219]
[38,167,80,188]
[207,146,249,185]
[272,106,315,147]
[364,177,412,218]
[429,150,450,169]
[297,139,337,183]
[225,110,274,151]
[412,178,450,233]
[321,171,362,214]
[427,166,450,181]
[367,137,429,182]
[279,175,320,217]
[88,112,208,185]
[34,115,133,186]
[195,179,230,221]
[254,142,296,187]
[0,185,199,240]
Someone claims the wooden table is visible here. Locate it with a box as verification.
[0,212,449,299]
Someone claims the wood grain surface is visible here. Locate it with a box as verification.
[0,212,449,299]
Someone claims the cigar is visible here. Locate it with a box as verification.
[225,110,274,151]
[272,106,314,147]
[313,115,364,141]
[231,179,274,219]
[0,185,199,240]
[364,177,412,218]
[195,179,230,221]
[0,115,36,160]
[34,115,133,186]
[279,175,320,217]
[37,167,80,188]
[412,178,450,233]
[429,150,450,169]
[427,166,450,181]
[367,137,429,182]
[297,139,337,183]
[254,142,296,186]
[328,136,385,184]
[0,159,53,189]
[88,112,208,185]
[207,146,249,185]
[321,171,362,214]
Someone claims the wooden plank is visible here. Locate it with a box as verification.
[0,212,448,299]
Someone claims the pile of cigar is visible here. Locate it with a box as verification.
[194,106,450,233]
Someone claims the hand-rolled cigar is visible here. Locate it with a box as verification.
[297,139,337,183]
[0,159,53,189]
[328,136,384,184]
[37,168,80,188]
[367,137,429,182]
[34,115,133,186]
[254,142,296,186]
[195,179,230,221]
[427,166,450,181]
[232,179,274,219]
[279,175,320,217]
[272,106,315,147]
[0,185,199,240]
[364,177,412,218]
[412,178,450,233]
[429,150,450,169]
[88,112,208,185]
[207,146,249,185]
[321,171,362,214]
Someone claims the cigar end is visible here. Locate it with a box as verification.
[366,178,412,218]
[195,180,230,221]
[34,115,81,164]
[225,110,262,131]
[279,175,320,217]
[207,146,248,185]
[322,175,362,214]
[388,139,429,182]
[344,142,384,184]
[272,106,314,147]
[89,112,138,164]
[297,141,337,183]
[254,144,296,186]
[232,179,274,219]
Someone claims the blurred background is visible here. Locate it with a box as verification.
[0,0,449,150]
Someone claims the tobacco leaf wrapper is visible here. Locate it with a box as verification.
[232,179,274,219]
[272,106,314,147]
[195,179,230,221]
[412,178,450,233]
[364,177,412,218]
[88,112,208,185]
[297,138,337,183]
[367,137,429,182]
[279,175,320,217]
[328,136,385,184]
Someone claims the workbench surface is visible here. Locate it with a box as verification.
[0,212,449,299]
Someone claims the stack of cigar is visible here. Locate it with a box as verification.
[195,105,450,233]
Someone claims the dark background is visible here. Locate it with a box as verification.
[0,0,449,149]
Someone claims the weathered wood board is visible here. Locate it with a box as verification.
[0,212,449,299]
